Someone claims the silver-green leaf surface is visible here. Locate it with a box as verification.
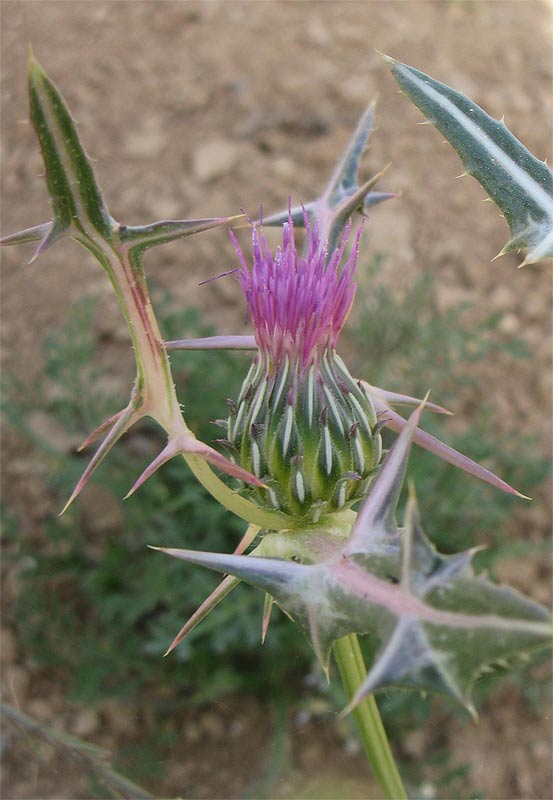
[155,407,552,711]
[385,56,553,266]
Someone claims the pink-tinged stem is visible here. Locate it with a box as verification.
[107,242,182,434]
[67,235,289,529]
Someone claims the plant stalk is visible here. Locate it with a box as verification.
[333,634,407,800]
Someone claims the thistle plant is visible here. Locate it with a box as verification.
[2,54,551,799]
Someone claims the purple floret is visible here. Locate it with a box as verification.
[230,212,363,373]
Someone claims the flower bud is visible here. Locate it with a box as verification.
[226,215,382,521]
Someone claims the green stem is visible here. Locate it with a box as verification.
[183,455,292,531]
[333,634,407,800]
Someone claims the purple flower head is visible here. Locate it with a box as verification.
[231,212,363,372]
[226,212,380,520]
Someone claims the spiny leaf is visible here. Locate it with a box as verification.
[384,56,553,266]
[1,57,236,258]
[154,407,551,711]
[154,532,550,710]
[262,101,396,252]
[27,54,114,243]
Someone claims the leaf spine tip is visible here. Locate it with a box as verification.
[375,50,394,64]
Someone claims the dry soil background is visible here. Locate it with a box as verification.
[1,2,552,799]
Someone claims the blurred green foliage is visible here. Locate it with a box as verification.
[3,264,549,743]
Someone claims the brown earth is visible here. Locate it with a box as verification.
[1,1,552,799]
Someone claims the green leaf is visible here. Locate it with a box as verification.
[27,53,114,248]
[385,56,553,266]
